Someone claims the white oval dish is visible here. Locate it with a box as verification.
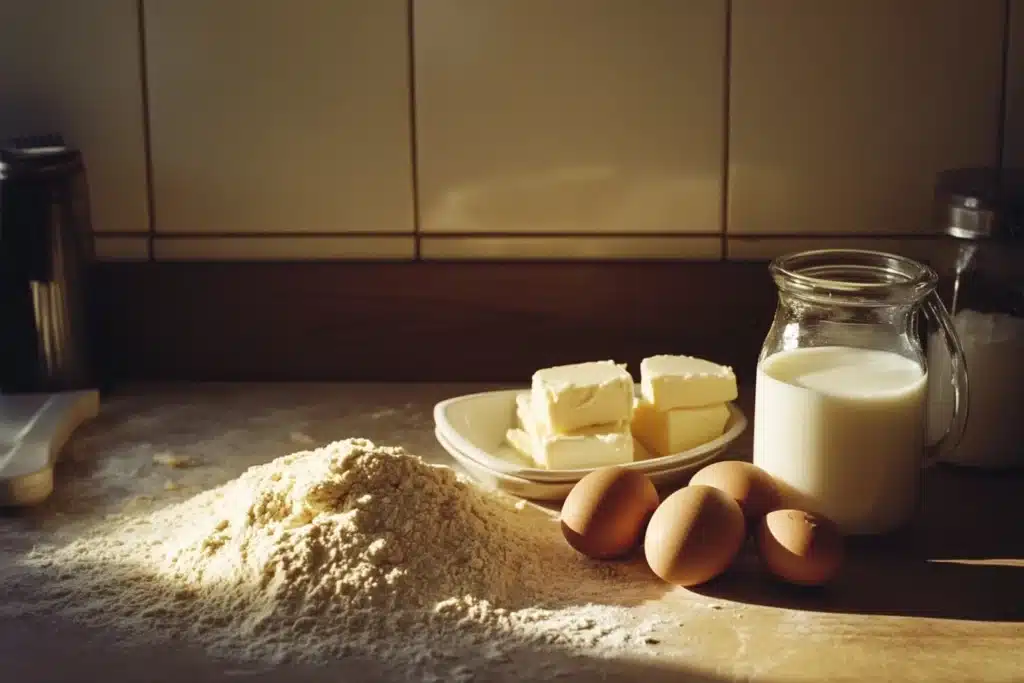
[435,428,720,502]
[433,387,746,489]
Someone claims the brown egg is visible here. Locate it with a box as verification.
[643,485,746,587]
[756,509,845,586]
[689,460,781,524]
[560,467,660,560]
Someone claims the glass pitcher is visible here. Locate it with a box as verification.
[752,249,969,536]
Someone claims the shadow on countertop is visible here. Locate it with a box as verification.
[692,464,1024,622]
[0,612,739,683]
[0,552,716,683]
[0,380,708,682]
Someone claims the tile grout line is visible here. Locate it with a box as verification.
[102,232,946,241]
[406,0,422,261]
[719,0,733,262]
[136,0,158,262]
[147,231,725,239]
[996,0,1012,174]
[149,232,417,239]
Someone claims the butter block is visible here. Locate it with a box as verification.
[631,399,730,457]
[531,360,634,434]
[640,355,737,410]
[508,392,634,469]
[505,427,534,462]
[514,392,532,430]
[504,424,634,470]
[632,437,654,461]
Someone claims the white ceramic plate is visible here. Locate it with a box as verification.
[433,387,746,485]
[435,427,720,502]
[435,428,574,501]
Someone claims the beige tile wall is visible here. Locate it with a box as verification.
[728,1,1004,237]
[414,0,726,240]
[0,1,1017,262]
[0,0,148,237]
[144,0,414,243]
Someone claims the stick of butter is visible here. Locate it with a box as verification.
[505,425,634,470]
[506,392,634,469]
[640,355,737,410]
[505,427,535,462]
[631,399,730,457]
[531,360,634,434]
[514,392,533,431]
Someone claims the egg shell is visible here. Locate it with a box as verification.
[689,460,781,524]
[643,484,746,587]
[560,467,660,560]
[756,509,845,586]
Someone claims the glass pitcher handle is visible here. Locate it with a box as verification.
[923,292,969,465]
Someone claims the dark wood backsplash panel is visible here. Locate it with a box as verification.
[91,261,778,383]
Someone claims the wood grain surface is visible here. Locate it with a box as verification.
[1,382,1020,683]
[91,261,778,383]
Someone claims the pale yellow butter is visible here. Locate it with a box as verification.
[506,391,633,469]
[640,354,737,410]
[632,437,654,461]
[504,424,634,470]
[514,392,533,430]
[530,360,634,434]
[631,399,730,457]
[504,427,534,461]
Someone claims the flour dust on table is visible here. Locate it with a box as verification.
[3,439,666,681]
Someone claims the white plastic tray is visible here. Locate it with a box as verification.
[433,387,746,494]
[0,390,100,507]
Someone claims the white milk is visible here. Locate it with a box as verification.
[753,346,928,535]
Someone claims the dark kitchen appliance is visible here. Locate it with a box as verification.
[0,137,96,392]
[0,136,100,506]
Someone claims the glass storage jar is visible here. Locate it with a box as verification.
[927,168,1024,469]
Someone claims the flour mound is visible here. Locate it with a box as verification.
[10,439,658,675]
[163,438,571,614]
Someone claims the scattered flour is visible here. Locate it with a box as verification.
[4,439,663,680]
[289,431,317,446]
[152,451,200,468]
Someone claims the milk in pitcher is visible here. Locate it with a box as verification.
[753,346,928,535]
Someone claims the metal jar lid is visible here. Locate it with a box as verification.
[934,167,1024,241]
[0,144,82,180]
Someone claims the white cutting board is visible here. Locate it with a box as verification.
[0,390,99,507]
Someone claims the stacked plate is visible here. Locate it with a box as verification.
[433,387,747,502]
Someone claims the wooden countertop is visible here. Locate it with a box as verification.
[1,383,1021,683]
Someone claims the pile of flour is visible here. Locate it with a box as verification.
[4,439,662,678]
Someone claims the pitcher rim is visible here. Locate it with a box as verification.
[769,248,938,303]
